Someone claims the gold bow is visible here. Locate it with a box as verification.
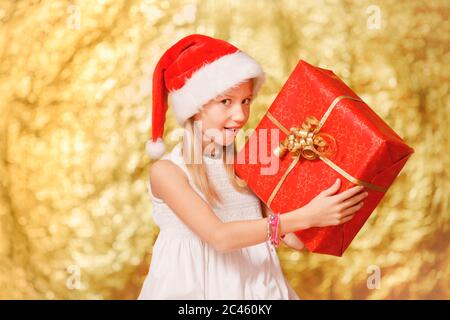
[264,95,388,210]
[273,115,336,160]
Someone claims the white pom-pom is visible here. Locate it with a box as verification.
[146,138,166,159]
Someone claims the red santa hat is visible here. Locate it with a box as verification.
[146,34,266,159]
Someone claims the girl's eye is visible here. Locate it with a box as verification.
[221,99,232,105]
[242,98,252,105]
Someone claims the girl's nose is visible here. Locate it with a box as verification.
[231,103,247,123]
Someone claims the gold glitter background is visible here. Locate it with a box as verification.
[0,0,448,299]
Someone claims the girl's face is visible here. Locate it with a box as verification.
[193,79,254,148]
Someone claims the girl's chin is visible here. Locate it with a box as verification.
[222,135,237,146]
[209,140,233,147]
[223,129,239,145]
[203,133,236,147]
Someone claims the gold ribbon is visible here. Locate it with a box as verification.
[273,115,336,160]
[265,95,387,210]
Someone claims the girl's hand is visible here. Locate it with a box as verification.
[303,178,368,228]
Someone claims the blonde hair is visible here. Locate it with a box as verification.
[181,116,252,208]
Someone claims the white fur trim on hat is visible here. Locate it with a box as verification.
[168,51,265,126]
[146,137,166,159]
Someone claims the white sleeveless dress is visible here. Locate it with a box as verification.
[138,142,300,300]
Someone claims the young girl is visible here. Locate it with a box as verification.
[138,34,368,300]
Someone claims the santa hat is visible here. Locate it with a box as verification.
[146,34,266,159]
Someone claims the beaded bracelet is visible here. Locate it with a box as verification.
[268,211,281,247]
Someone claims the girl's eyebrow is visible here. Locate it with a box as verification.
[216,94,234,99]
[219,93,253,99]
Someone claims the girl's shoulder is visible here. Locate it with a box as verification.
[148,143,190,203]
[150,142,189,181]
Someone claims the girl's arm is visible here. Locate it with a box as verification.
[150,160,367,253]
[261,201,305,251]
[150,159,310,252]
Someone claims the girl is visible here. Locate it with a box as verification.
[138,34,367,300]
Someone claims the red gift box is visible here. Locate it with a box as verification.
[234,59,414,257]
